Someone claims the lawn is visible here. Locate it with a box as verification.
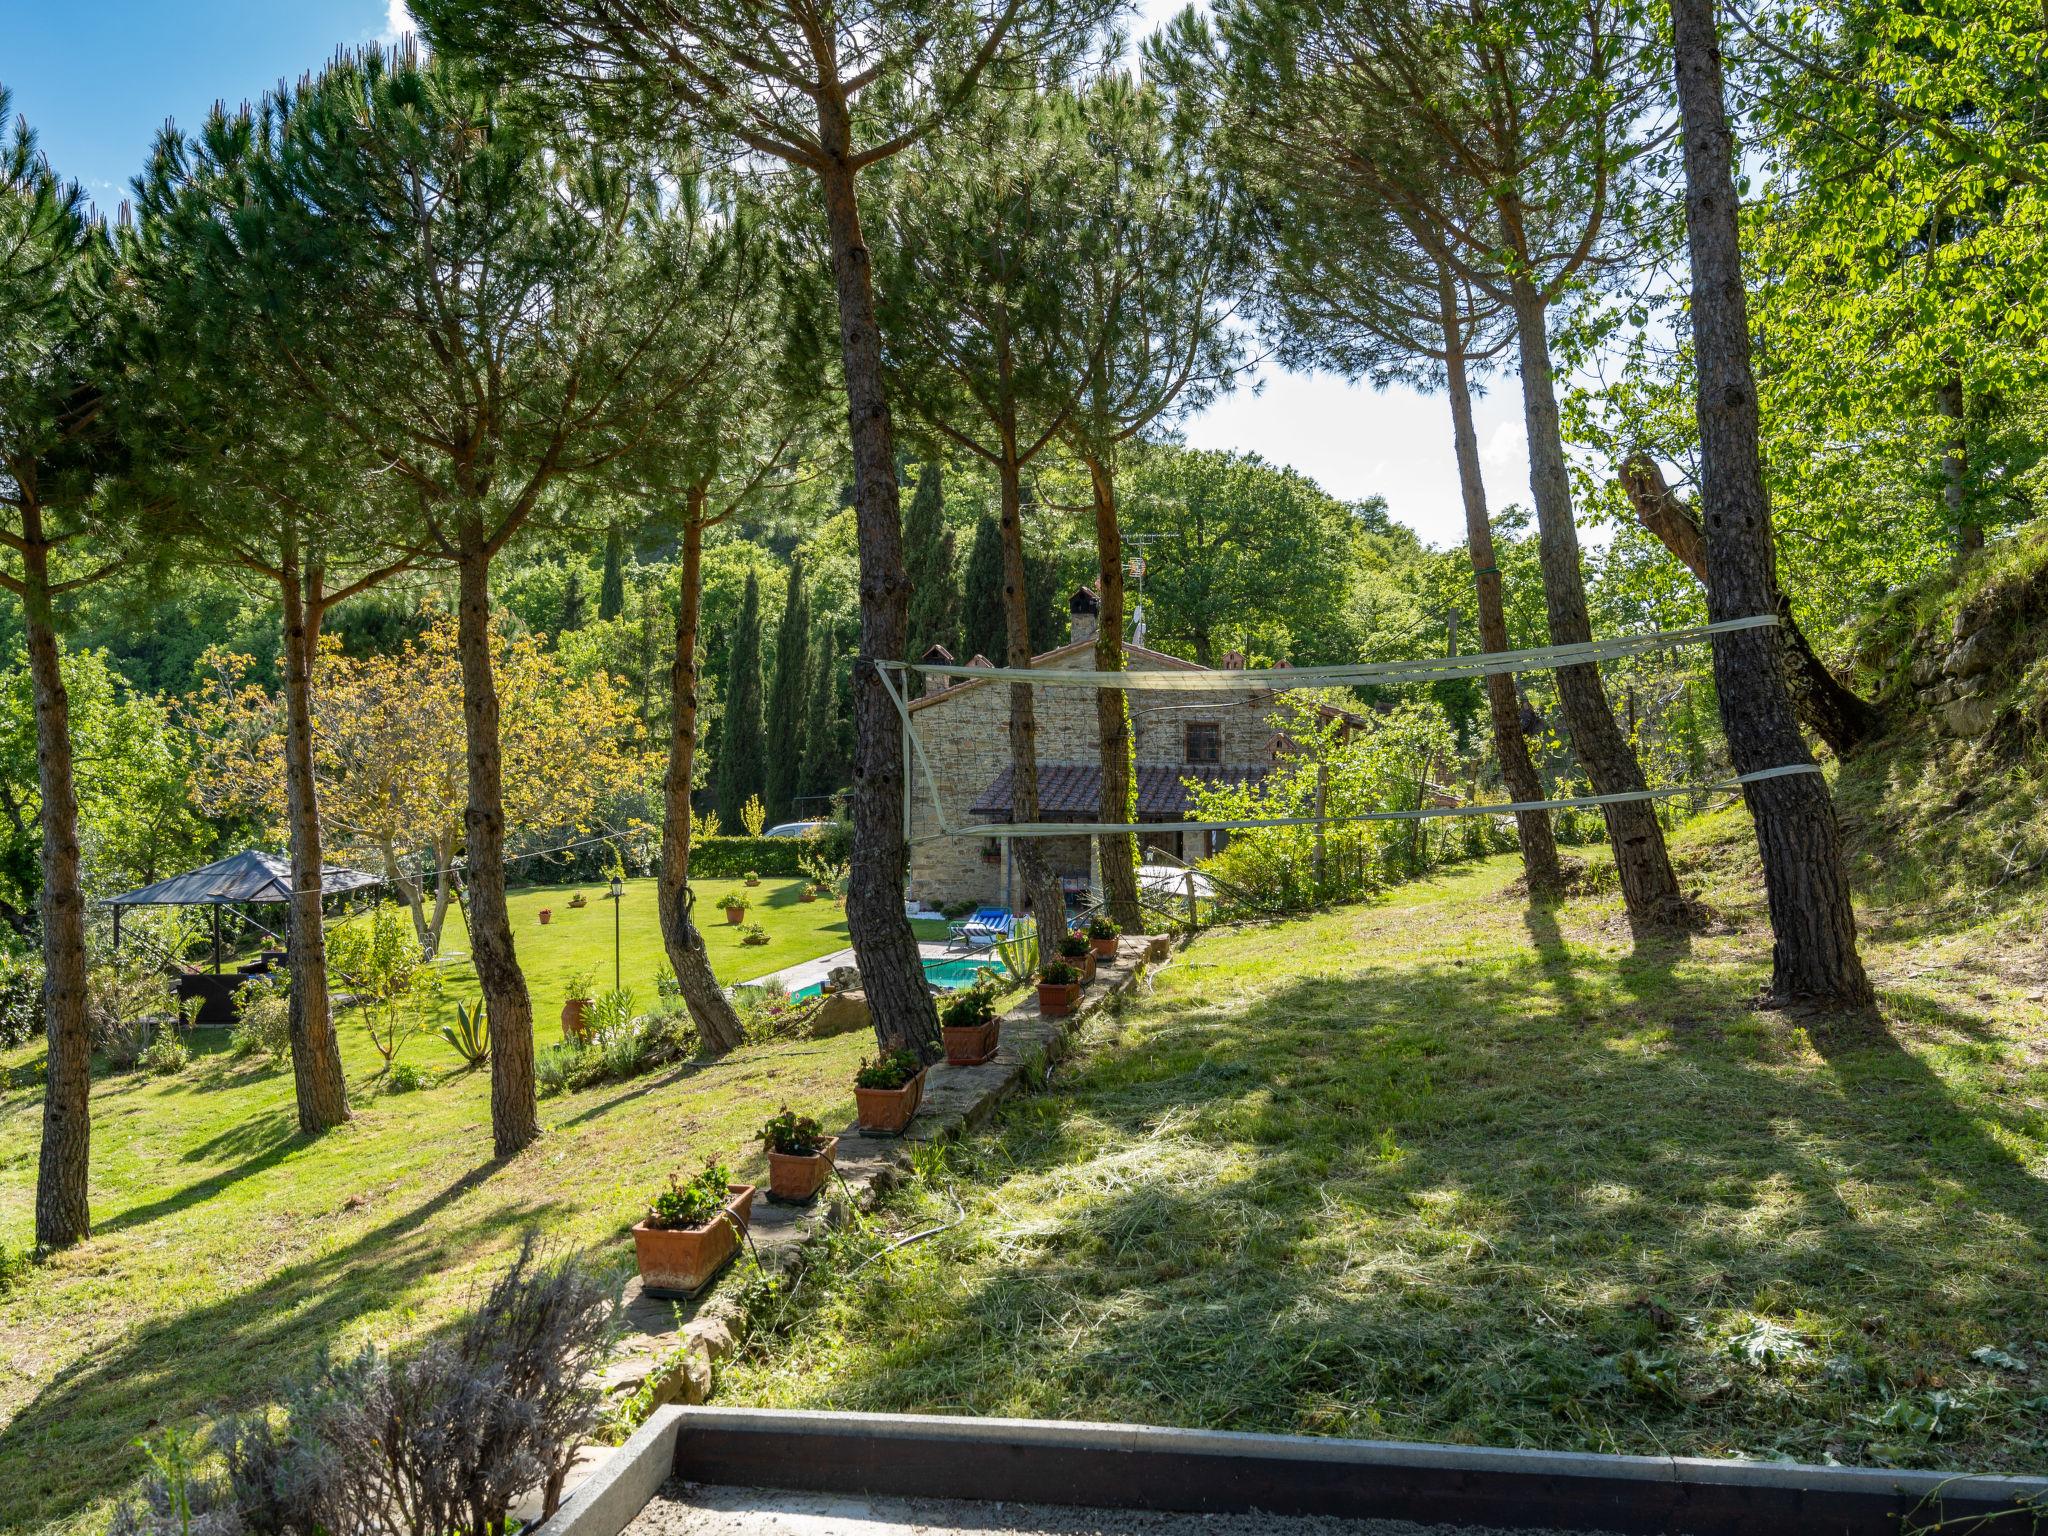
[718,810,2048,1476]
[0,877,877,1534]
[421,876,854,1028]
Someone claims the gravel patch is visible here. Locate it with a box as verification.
[623,1480,1602,1536]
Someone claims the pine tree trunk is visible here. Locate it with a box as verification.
[1510,280,1690,932]
[1619,454,1881,756]
[998,456,1068,940]
[1670,0,1872,1008]
[816,143,941,1061]
[1086,455,1144,932]
[1439,271,1563,896]
[24,507,91,1251]
[277,558,351,1133]
[661,497,745,1054]
[455,540,540,1154]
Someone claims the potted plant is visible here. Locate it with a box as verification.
[1086,913,1120,960]
[720,890,750,925]
[568,892,589,909]
[561,970,596,1043]
[1058,929,1095,983]
[853,1049,926,1135]
[980,838,1002,866]
[939,983,1001,1066]
[744,869,761,888]
[630,1161,755,1298]
[1038,960,1082,1018]
[761,1108,836,1203]
[537,908,553,926]
[740,922,771,946]
[800,883,818,903]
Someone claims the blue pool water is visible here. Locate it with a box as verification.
[789,955,1002,1002]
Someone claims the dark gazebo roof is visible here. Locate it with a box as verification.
[105,850,381,907]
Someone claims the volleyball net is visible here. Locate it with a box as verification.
[874,613,1813,846]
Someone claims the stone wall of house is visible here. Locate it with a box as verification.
[907,646,1282,909]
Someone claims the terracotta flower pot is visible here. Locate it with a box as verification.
[725,906,745,925]
[801,889,817,903]
[943,1017,1001,1066]
[1037,980,1081,1018]
[1072,951,1097,983]
[767,1136,837,1203]
[561,997,591,1044]
[631,1184,755,1299]
[855,1070,925,1136]
[538,910,553,926]
[1091,936,1118,960]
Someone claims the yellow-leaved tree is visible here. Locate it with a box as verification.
[190,612,652,958]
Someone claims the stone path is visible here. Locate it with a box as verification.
[594,936,1173,1423]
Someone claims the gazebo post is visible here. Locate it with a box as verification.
[112,906,122,957]
[212,905,223,974]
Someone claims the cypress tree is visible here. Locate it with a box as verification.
[560,567,588,632]
[715,570,765,827]
[959,513,1005,664]
[799,625,848,800]
[764,558,811,823]
[903,463,958,658]
[599,526,626,620]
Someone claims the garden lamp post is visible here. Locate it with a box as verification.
[609,875,624,992]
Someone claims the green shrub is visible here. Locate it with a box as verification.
[0,950,39,1049]
[230,977,292,1059]
[1085,913,1119,940]
[535,1042,579,1098]
[1057,931,1090,960]
[1040,960,1079,986]
[139,1032,189,1076]
[387,1061,427,1093]
[938,981,998,1031]
[689,836,807,879]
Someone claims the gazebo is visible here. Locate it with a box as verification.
[106,850,381,1021]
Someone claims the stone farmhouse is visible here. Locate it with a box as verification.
[905,587,1362,912]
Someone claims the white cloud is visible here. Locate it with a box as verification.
[380,1,416,44]
[1480,420,1528,479]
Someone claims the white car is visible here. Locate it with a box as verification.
[762,821,829,839]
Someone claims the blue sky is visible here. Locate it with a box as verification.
[1,0,1525,547]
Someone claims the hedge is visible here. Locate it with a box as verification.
[688,836,810,879]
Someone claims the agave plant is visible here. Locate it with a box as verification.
[440,999,489,1068]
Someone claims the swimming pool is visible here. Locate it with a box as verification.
[789,955,1003,1002]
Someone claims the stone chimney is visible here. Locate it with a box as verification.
[1069,585,1101,647]
[919,644,955,698]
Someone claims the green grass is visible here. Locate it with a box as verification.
[718,811,2048,1476]
[0,875,872,1534]
[419,876,854,1025]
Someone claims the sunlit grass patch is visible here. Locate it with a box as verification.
[721,829,2048,1475]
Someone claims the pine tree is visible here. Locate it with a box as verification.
[959,514,1006,664]
[764,558,812,823]
[903,463,958,658]
[599,526,626,620]
[716,570,765,828]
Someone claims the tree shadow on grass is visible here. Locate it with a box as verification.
[826,942,2045,1471]
[0,1155,570,1531]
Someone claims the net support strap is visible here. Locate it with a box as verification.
[881,613,1781,693]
